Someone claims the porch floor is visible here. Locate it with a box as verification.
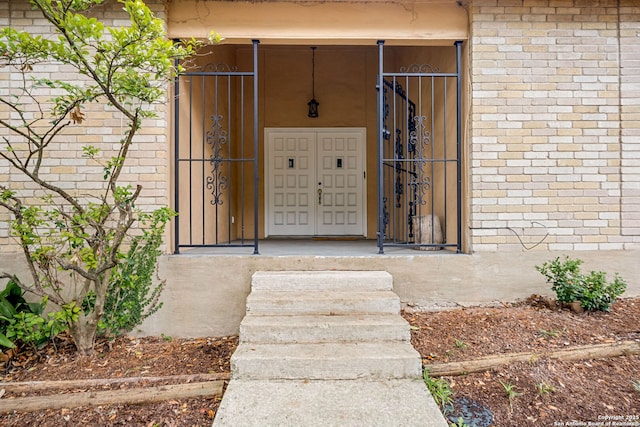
[177,239,453,257]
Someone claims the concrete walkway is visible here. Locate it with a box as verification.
[213,271,448,427]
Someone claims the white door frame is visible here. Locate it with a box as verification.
[265,127,367,237]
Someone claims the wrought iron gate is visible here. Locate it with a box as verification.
[174,41,259,254]
[376,41,463,253]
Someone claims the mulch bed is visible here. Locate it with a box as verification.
[1,297,638,426]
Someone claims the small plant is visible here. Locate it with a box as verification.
[535,256,627,312]
[538,328,564,338]
[498,379,521,409]
[454,339,468,350]
[536,381,556,396]
[632,380,640,393]
[449,417,471,427]
[423,369,453,410]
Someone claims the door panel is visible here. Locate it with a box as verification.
[267,132,316,235]
[266,128,366,236]
[316,132,365,235]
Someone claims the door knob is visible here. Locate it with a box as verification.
[317,188,322,205]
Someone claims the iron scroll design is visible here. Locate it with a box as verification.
[181,62,239,73]
[399,64,441,73]
[409,115,432,208]
[205,114,228,206]
[202,63,238,73]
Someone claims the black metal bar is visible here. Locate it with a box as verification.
[240,75,245,245]
[382,72,458,78]
[200,75,206,244]
[178,71,253,77]
[455,40,463,253]
[440,75,445,246]
[377,40,385,254]
[188,75,193,247]
[178,158,257,163]
[384,242,457,249]
[392,75,398,243]
[253,40,260,254]
[173,51,180,254]
[212,74,218,244]
[178,243,259,249]
[407,75,412,241]
[227,73,232,245]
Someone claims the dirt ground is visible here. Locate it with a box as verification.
[1,296,638,427]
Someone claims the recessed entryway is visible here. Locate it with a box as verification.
[265,128,366,237]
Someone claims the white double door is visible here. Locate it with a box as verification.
[265,128,366,237]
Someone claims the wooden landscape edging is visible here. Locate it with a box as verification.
[0,372,230,394]
[425,340,640,377]
[2,341,638,414]
[0,376,229,414]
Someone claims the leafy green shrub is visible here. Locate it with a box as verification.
[535,256,627,311]
[0,278,79,350]
[97,207,174,337]
[0,279,42,349]
[4,306,78,350]
[535,256,582,304]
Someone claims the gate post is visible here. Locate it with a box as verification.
[173,47,181,254]
[253,39,260,255]
[455,40,463,253]
[376,40,385,254]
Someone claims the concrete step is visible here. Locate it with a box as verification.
[251,270,393,292]
[246,290,401,316]
[239,314,411,344]
[231,342,423,380]
[213,379,449,427]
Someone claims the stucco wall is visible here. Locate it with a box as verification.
[165,0,469,45]
[138,249,640,338]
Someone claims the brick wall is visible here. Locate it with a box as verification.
[0,0,169,253]
[620,3,640,236]
[469,0,640,251]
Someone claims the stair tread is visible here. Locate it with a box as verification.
[240,313,411,343]
[247,290,400,299]
[233,341,420,359]
[251,270,393,292]
[241,313,408,324]
[231,342,422,380]
[247,290,400,315]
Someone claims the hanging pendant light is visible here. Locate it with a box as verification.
[308,46,319,118]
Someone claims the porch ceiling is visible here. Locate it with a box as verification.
[166,0,468,46]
